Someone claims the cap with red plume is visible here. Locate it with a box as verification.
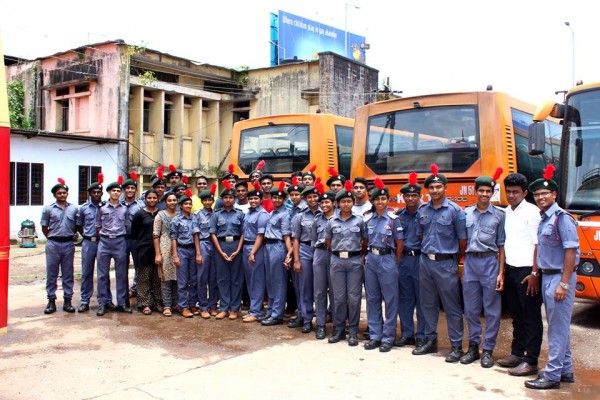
[326,166,346,187]
[288,176,304,194]
[529,164,558,192]
[248,181,263,199]
[122,171,138,188]
[302,164,318,179]
[130,171,137,181]
[105,176,124,192]
[168,164,177,173]
[97,173,104,185]
[424,163,447,187]
[199,183,217,200]
[315,177,322,186]
[166,164,182,178]
[401,171,422,194]
[87,172,104,192]
[370,177,390,201]
[475,167,504,189]
[52,177,69,194]
[270,181,288,197]
[178,189,194,204]
[292,176,299,186]
[157,168,164,181]
[315,182,325,195]
[220,179,235,198]
[223,163,239,181]
[335,180,355,201]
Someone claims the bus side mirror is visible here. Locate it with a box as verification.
[528,122,546,156]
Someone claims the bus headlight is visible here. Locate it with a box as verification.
[580,261,594,275]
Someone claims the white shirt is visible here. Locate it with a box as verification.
[504,199,541,267]
[234,202,251,214]
[353,201,372,217]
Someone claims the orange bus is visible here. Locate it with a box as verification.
[230,113,354,181]
[529,82,600,302]
[351,91,561,208]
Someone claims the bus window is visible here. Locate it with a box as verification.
[335,125,354,179]
[365,106,479,174]
[238,124,310,174]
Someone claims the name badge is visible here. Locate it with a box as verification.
[226,236,234,242]
[339,251,349,259]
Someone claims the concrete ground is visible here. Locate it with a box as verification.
[1,244,600,400]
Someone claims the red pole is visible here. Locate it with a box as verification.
[0,34,11,335]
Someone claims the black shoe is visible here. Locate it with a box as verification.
[302,322,312,333]
[315,326,326,340]
[77,303,90,313]
[287,318,304,328]
[96,305,108,316]
[328,329,346,343]
[107,302,117,311]
[460,342,480,365]
[261,316,284,326]
[348,334,359,347]
[379,342,393,353]
[115,305,133,313]
[62,298,75,313]
[481,350,494,368]
[394,337,416,347]
[257,313,271,322]
[44,299,57,314]
[445,346,464,363]
[525,374,561,390]
[561,373,575,383]
[364,339,382,350]
[415,338,427,348]
[412,338,438,355]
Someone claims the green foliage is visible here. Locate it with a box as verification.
[236,65,250,85]
[138,70,157,86]
[127,41,149,57]
[7,80,33,128]
[201,164,224,178]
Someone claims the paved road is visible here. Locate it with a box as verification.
[1,245,599,399]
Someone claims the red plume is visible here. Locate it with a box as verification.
[256,160,266,171]
[315,177,322,185]
[253,181,261,192]
[292,176,299,186]
[430,163,439,176]
[157,165,165,173]
[168,164,177,173]
[345,180,353,192]
[543,164,556,181]
[328,167,339,177]
[315,182,325,194]
[184,189,192,198]
[182,176,188,184]
[118,175,124,185]
[492,167,503,182]
[278,181,285,192]
[222,179,232,191]
[309,165,317,173]
[157,168,164,180]
[57,177,65,185]
[374,177,385,190]
[228,163,234,174]
[409,171,418,186]
[129,171,137,181]
[97,173,104,184]
[210,183,217,195]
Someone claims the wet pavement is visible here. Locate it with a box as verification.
[1,244,600,399]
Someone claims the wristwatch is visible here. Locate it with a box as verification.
[559,282,570,290]
[530,270,540,277]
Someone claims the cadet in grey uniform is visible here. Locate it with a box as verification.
[287,178,307,328]
[460,170,506,368]
[40,178,78,314]
[395,172,425,348]
[525,165,579,390]
[325,180,367,346]
[413,164,467,363]
[122,172,143,303]
[96,177,131,316]
[75,174,104,313]
[210,180,245,320]
[363,178,403,353]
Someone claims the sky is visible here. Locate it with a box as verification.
[2,0,599,105]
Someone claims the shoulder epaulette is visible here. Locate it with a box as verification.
[387,211,398,219]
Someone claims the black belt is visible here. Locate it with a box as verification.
[314,243,328,250]
[48,236,73,243]
[199,238,211,242]
[264,238,283,244]
[332,250,362,259]
[403,249,421,256]
[125,234,133,239]
[217,235,241,242]
[424,253,457,261]
[540,269,562,275]
[467,251,497,259]
[101,234,125,239]
[243,240,256,246]
[300,240,311,246]
[505,263,530,269]
[178,243,195,249]
[82,235,98,242]
[369,246,393,256]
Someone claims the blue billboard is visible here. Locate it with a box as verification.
[272,10,366,66]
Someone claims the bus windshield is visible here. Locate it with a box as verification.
[563,90,600,211]
[365,105,479,174]
[238,124,310,174]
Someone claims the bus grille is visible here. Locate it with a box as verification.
[505,124,515,172]
[327,139,335,167]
